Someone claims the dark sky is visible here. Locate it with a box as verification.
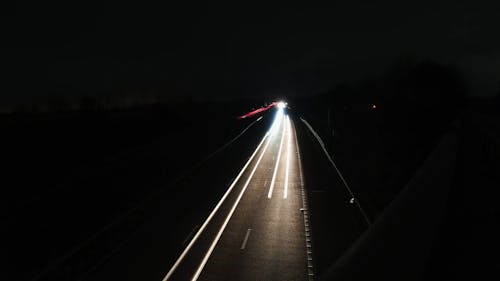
[2,1,500,105]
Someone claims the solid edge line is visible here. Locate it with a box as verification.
[162,132,269,281]
[191,131,273,280]
[268,115,286,198]
[294,118,315,281]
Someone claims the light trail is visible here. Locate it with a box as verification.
[269,108,284,136]
[267,111,286,199]
[284,115,292,199]
[191,125,274,281]
[238,103,276,119]
[163,107,284,281]
[163,136,270,281]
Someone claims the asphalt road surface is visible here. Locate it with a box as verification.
[83,107,319,281]
[165,107,309,280]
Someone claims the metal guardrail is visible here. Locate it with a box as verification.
[300,117,371,226]
[319,128,458,281]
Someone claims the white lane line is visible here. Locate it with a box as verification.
[191,128,273,281]
[162,133,269,281]
[268,115,286,198]
[284,115,292,199]
[240,229,252,250]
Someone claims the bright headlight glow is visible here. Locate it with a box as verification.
[276,101,287,109]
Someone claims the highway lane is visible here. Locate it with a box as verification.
[196,115,307,280]
[165,108,309,280]
[79,113,274,281]
[294,117,366,277]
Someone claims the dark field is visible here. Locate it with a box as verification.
[3,100,272,281]
[3,96,500,281]
[293,97,500,279]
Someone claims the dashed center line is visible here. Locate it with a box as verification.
[240,229,252,250]
[191,131,273,281]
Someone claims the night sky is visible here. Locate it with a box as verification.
[2,1,500,105]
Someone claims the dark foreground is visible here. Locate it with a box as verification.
[4,99,500,280]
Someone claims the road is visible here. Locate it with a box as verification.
[164,107,310,280]
[77,107,313,281]
[77,106,365,281]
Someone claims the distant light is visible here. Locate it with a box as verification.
[372,104,377,109]
[277,101,287,109]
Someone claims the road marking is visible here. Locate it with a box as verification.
[294,120,315,281]
[162,132,270,281]
[191,127,273,281]
[284,115,292,199]
[240,229,252,250]
[268,114,286,198]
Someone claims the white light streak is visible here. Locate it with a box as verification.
[162,133,268,281]
[268,113,286,199]
[284,115,292,199]
[191,127,274,280]
[163,105,286,281]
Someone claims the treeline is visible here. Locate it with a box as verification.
[1,91,203,114]
[329,57,464,129]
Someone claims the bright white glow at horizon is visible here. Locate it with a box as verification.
[268,106,284,136]
[276,101,287,109]
[268,113,286,199]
